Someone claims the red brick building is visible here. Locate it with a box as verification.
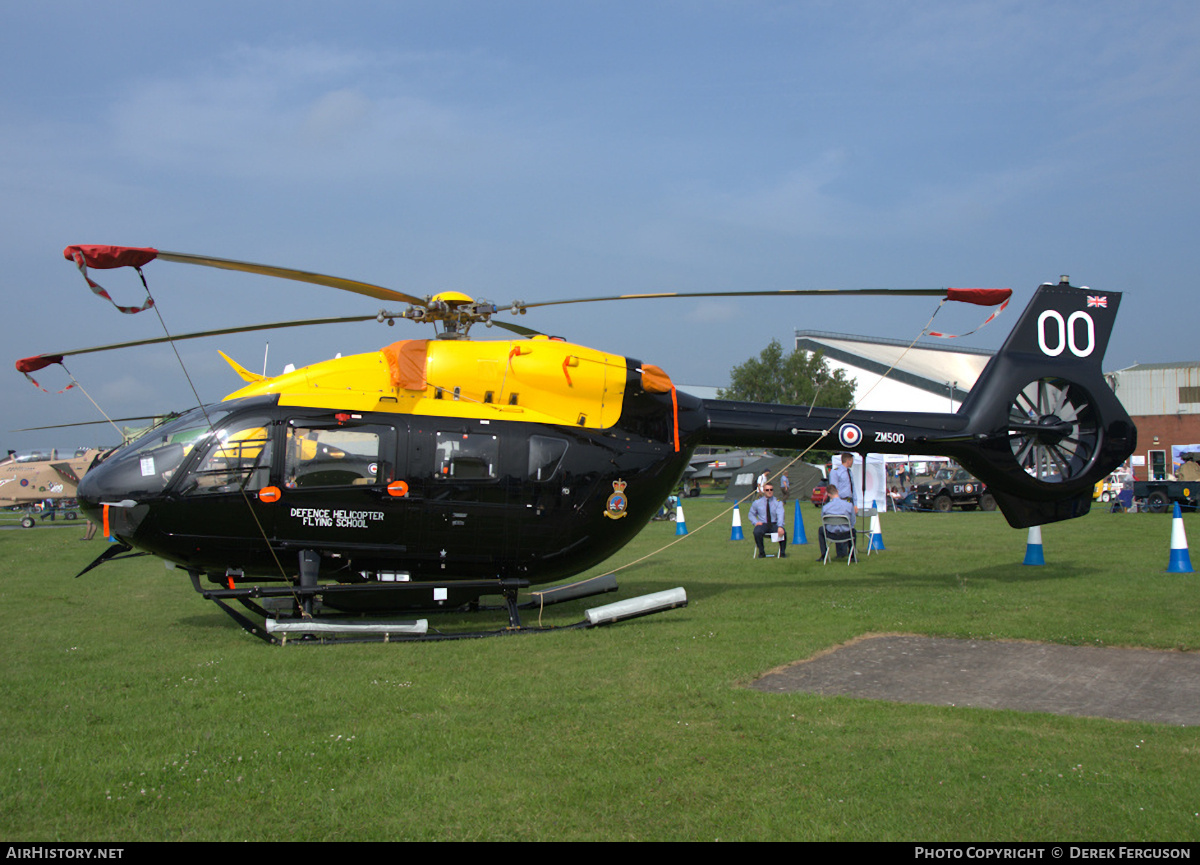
[1108,363,1200,481]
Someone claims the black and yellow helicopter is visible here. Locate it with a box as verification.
[16,245,1136,643]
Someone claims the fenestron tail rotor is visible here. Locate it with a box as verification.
[1007,377,1100,484]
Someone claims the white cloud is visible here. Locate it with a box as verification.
[303,88,373,144]
[105,44,517,185]
[685,300,740,324]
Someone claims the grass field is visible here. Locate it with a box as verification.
[1,501,1198,841]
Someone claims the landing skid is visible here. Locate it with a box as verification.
[189,570,686,645]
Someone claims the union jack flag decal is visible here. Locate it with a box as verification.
[1087,295,1108,308]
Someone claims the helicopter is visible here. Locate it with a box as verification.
[15,245,1136,643]
[0,447,105,527]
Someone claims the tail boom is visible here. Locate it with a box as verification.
[697,280,1136,528]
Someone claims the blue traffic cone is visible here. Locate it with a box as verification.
[730,505,744,541]
[675,502,688,536]
[1022,525,1044,566]
[792,501,808,545]
[1168,503,1194,573]
[868,500,885,551]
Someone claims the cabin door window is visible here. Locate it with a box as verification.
[284,425,393,488]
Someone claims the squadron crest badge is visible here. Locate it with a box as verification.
[604,479,630,519]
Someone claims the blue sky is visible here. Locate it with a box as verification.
[4,1,1198,452]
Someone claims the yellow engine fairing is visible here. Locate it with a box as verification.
[222,336,629,429]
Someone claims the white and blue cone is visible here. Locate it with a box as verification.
[1168,502,1194,573]
[1023,525,1045,566]
[868,499,885,551]
[730,505,744,541]
[675,502,688,536]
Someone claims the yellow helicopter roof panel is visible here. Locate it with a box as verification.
[222,338,630,429]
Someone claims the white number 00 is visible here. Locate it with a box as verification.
[1037,310,1094,358]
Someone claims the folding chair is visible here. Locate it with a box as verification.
[821,514,856,564]
[859,506,879,556]
[751,529,784,558]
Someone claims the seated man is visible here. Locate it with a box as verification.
[749,481,787,558]
[818,485,857,561]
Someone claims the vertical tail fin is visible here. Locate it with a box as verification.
[954,278,1136,527]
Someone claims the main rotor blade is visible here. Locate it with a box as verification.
[154,250,425,306]
[13,415,178,432]
[503,286,997,313]
[23,315,381,363]
[488,319,544,338]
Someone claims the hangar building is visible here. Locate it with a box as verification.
[793,330,992,414]
[1106,362,1200,481]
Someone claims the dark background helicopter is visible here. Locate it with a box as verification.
[16,247,1135,640]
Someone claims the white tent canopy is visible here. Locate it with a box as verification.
[841,453,944,511]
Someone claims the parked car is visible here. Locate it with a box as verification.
[810,480,829,508]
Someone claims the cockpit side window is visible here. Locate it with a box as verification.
[184,416,274,496]
[100,406,236,499]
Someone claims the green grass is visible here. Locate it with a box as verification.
[2,503,1198,841]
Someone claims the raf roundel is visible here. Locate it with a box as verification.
[838,423,863,449]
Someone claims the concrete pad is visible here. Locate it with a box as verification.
[751,634,1200,725]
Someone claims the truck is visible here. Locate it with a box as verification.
[913,467,996,512]
[1132,453,1200,512]
[1132,480,1200,513]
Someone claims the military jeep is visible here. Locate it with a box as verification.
[914,467,996,512]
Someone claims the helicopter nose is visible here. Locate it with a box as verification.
[77,460,149,537]
[76,468,103,517]
[76,459,121,504]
